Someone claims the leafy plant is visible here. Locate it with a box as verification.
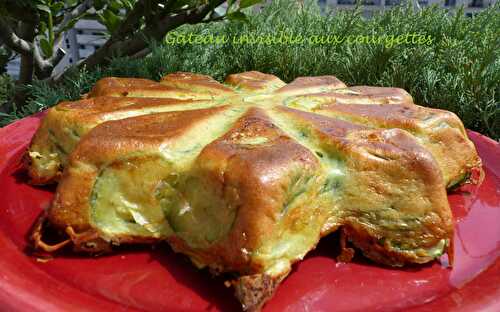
[0,0,263,84]
[0,73,14,115]
[0,46,13,74]
[2,0,499,139]
[95,0,137,35]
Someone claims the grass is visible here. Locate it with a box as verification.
[1,0,499,139]
[0,73,13,112]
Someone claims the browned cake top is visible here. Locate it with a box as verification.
[28,70,481,311]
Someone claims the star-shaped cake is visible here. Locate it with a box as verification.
[27,71,481,311]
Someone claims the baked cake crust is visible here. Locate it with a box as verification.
[27,71,481,311]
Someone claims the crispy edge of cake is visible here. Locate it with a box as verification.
[32,106,230,253]
[314,103,482,187]
[24,96,214,185]
[276,106,454,266]
[86,76,218,99]
[161,71,236,96]
[284,86,413,106]
[225,71,286,92]
[275,75,347,95]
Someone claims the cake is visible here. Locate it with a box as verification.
[27,71,481,311]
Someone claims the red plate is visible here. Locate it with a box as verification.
[0,114,499,312]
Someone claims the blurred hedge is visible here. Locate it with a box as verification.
[2,0,499,139]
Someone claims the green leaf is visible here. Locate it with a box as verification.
[51,2,65,13]
[108,0,123,13]
[39,38,52,58]
[65,0,79,6]
[94,0,106,11]
[239,0,262,9]
[39,21,48,35]
[98,9,122,34]
[227,11,248,22]
[36,4,51,14]
[226,0,235,13]
[121,0,136,11]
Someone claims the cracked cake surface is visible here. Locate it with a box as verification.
[27,71,481,311]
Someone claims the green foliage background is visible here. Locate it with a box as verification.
[1,0,499,139]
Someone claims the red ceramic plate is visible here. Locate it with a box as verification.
[0,114,499,312]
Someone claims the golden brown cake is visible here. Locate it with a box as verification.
[86,76,220,99]
[28,71,481,311]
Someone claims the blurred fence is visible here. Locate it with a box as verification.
[7,19,106,79]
